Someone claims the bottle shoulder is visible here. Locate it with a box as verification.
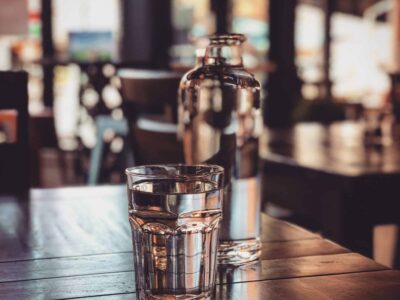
[182,65,260,89]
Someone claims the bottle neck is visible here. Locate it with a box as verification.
[203,44,243,67]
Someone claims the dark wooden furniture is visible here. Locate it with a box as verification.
[266,0,300,127]
[0,71,29,193]
[130,117,182,164]
[1,185,399,299]
[119,69,182,122]
[29,108,61,187]
[119,69,184,165]
[260,121,400,260]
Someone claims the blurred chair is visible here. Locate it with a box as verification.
[131,116,180,165]
[87,115,131,185]
[29,107,61,187]
[0,71,29,193]
[119,69,183,122]
[119,69,183,166]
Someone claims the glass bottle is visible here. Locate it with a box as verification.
[178,33,262,265]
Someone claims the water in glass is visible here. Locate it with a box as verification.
[128,178,222,299]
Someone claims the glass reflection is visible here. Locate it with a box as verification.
[216,260,262,299]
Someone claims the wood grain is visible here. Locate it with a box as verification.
[260,214,318,242]
[0,252,133,283]
[0,272,135,300]
[217,253,386,284]
[0,238,348,283]
[0,185,397,300]
[66,271,400,300]
[0,187,132,262]
[260,238,349,260]
[216,270,400,300]
[0,253,386,298]
[0,186,318,263]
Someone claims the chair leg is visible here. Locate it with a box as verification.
[88,133,104,185]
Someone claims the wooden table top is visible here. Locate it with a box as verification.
[260,122,400,177]
[0,185,399,299]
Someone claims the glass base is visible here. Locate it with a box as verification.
[217,238,261,265]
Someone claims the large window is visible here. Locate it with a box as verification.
[52,0,121,60]
[231,0,268,57]
[295,3,325,99]
[170,0,269,69]
[295,1,391,107]
[171,0,214,65]
[331,11,391,107]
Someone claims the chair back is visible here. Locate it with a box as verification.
[0,71,29,193]
[131,116,183,165]
[119,69,182,122]
[118,69,184,165]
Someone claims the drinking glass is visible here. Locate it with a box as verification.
[125,164,224,300]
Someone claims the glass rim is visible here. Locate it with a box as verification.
[125,164,224,179]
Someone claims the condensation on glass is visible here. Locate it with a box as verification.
[178,33,262,265]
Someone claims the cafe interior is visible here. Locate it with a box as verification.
[1,0,400,299]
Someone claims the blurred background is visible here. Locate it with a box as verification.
[0,0,397,187]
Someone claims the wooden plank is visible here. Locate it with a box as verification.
[0,253,386,298]
[217,253,386,285]
[0,252,133,283]
[0,186,318,262]
[262,252,386,279]
[0,272,135,300]
[260,238,349,260]
[261,214,318,242]
[66,271,400,300]
[216,270,400,300]
[0,239,347,283]
[0,187,132,262]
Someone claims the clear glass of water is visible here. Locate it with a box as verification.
[125,164,224,300]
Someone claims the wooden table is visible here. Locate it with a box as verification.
[260,122,400,258]
[1,185,399,299]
